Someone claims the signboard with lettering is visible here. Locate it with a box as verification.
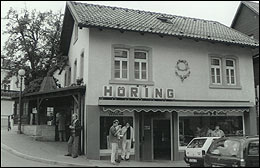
[102,85,175,99]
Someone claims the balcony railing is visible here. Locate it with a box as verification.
[1,90,19,97]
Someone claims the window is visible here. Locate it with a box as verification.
[134,50,148,80]
[100,116,134,150]
[209,139,241,157]
[46,107,54,125]
[187,138,207,148]
[226,59,236,85]
[179,116,243,147]
[248,141,259,156]
[209,56,240,88]
[23,102,29,116]
[114,49,129,80]
[111,45,153,85]
[211,58,222,84]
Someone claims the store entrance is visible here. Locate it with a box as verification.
[153,119,171,160]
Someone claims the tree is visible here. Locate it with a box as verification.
[1,7,67,93]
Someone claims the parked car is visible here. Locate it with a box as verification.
[204,136,259,167]
[184,137,220,167]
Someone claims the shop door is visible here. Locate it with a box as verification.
[153,119,171,160]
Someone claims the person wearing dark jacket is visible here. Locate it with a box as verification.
[65,113,81,158]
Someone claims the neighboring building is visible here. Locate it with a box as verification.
[14,1,259,161]
[231,1,259,134]
[1,56,20,127]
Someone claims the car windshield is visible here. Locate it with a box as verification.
[187,138,207,148]
[208,139,241,157]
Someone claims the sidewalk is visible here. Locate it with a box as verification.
[1,129,188,167]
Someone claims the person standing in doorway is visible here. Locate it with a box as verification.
[109,119,121,165]
[121,122,135,161]
[212,125,225,137]
[56,112,66,142]
[65,113,81,158]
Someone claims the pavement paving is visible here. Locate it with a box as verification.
[1,129,188,167]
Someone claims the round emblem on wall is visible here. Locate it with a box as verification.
[175,60,191,82]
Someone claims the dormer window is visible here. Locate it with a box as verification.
[157,16,173,24]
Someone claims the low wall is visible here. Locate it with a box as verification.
[22,125,55,141]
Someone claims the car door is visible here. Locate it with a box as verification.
[246,141,259,167]
[206,139,242,167]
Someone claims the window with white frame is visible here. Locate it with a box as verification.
[134,50,148,80]
[211,58,222,84]
[226,59,236,85]
[114,49,129,80]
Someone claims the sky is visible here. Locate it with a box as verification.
[1,1,259,51]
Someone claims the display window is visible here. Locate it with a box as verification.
[100,116,134,150]
[179,116,243,148]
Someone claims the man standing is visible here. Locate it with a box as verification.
[56,112,66,142]
[212,125,225,137]
[65,113,81,158]
[109,119,121,165]
[121,122,135,161]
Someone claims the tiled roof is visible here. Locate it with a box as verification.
[242,1,259,14]
[68,1,259,48]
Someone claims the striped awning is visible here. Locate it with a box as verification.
[102,106,249,113]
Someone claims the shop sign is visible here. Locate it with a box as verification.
[108,111,124,116]
[103,85,175,99]
[193,111,227,116]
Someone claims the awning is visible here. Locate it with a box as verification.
[102,106,249,113]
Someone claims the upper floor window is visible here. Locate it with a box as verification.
[114,49,129,80]
[226,59,236,85]
[134,50,148,81]
[209,55,240,89]
[211,58,222,85]
[110,45,153,85]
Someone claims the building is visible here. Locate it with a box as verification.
[13,1,259,161]
[231,1,259,134]
[1,56,20,127]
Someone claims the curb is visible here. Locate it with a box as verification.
[1,143,97,167]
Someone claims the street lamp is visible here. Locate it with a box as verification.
[18,69,25,134]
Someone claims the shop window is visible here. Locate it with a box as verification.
[179,116,243,147]
[100,116,134,150]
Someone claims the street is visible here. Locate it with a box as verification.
[1,148,62,167]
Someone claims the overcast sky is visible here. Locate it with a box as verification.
[1,1,259,51]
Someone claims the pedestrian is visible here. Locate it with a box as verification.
[56,112,66,142]
[7,115,11,131]
[120,122,135,161]
[65,113,81,158]
[212,125,225,137]
[109,119,122,165]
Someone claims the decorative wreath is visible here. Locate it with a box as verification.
[175,60,191,82]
